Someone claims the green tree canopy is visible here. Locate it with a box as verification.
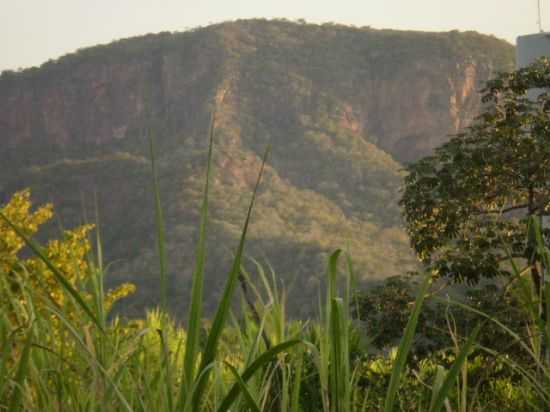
[400,58,550,285]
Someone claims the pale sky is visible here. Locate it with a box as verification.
[0,0,544,72]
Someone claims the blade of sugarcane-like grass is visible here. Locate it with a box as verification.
[318,250,342,412]
[0,273,24,400]
[157,328,174,410]
[531,217,550,362]
[83,204,107,372]
[330,296,346,412]
[235,267,278,406]
[243,312,268,368]
[180,363,218,412]
[383,272,431,412]
[224,362,262,412]
[433,296,550,379]
[345,253,355,323]
[6,322,33,412]
[149,131,175,411]
[0,213,103,331]
[148,132,168,314]
[443,232,550,407]
[498,220,541,330]
[478,344,550,403]
[0,317,12,398]
[88,327,150,404]
[280,364,290,412]
[246,258,288,346]
[247,257,273,305]
[217,339,302,412]
[289,343,304,412]
[190,146,270,411]
[343,253,354,410]
[429,324,481,412]
[178,112,216,406]
[329,250,353,412]
[428,366,447,412]
[45,305,134,412]
[92,194,106,329]
[327,250,342,305]
[438,294,550,408]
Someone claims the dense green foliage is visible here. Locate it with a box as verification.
[354,276,529,362]
[401,58,550,286]
[1,186,549,411]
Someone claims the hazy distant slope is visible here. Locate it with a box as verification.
[0,19,515,316]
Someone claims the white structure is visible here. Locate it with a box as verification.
[517,33,550,99]
[517,32,550,68]
[516,32,550,228]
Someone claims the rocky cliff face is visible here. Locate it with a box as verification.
[0,21,513,162]
[0,31,220,153]
[0,20,515,316]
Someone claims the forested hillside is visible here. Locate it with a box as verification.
[0,19,515,316]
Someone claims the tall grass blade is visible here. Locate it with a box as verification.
[0,321,12,398]
[181,364,218,412]
[178,111,216,406]
[192,146,270,410]
[7,323,33,412]
[92,202,106,330]
[150,131,177,411]
[329,296,346,412]
[428,366,447,412]
[383,273,431,412]
[434,296,548,374]
[157,328,174,411]
[478,345,550,403]
[45,306,134,412]
[429,324,481,412]
[328,250,342,304]
[148,132,168,313]
[224,362,262,412]
[217,339,302,412]
[290,347,304,412]
[93,191,104,274]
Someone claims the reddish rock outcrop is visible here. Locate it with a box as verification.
[0,21,513,163]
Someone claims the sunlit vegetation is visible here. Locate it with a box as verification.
[0,183,548,411]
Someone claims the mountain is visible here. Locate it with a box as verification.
[0,19,515,316]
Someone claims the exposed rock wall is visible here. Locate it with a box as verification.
[0,21,513,163]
